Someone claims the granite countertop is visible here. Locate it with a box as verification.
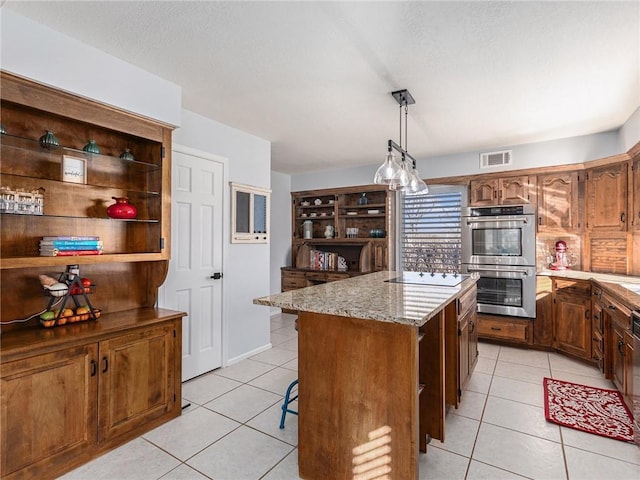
[539,269,640,310]
[254,270,478,327]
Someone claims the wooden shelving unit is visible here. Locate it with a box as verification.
[0,72,184,480]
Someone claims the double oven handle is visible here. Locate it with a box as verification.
[465,216,530,224]
[466,266,530,276]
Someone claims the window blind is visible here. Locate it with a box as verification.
[400,190,462,273]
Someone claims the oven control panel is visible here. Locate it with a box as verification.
[466,204,535,217]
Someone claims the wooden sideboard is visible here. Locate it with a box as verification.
[0,72,185,479]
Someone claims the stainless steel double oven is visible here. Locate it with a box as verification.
[462,204,536,318]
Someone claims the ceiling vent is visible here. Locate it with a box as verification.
[480,150,512,169]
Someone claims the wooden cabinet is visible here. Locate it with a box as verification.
[286,185,394,293]
[0,74,184,479]
[632,156,640,231]
[0,312,182,480]
[552,278,592,359]
[0,345,98,480]
[470,175,534,206]
[458,285,478,395]
[586,161,629,231]
[602,291,633,405]
[97,323,177,444]
[537,171,581,232]
[591,286,605,373]
[477,314,531,344]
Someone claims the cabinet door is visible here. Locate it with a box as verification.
[623,330,633,402]
[468,310,478,376]
[373,242,388,271]
[610,322,625,392]
[591,300,604,372]
[553,294,591,359]
[633,158,640,231]
[469,179,498,206]
[1,345,98,480]
[537,172,579,231]
[499,175,533,205]
[458,309,470,394]
[98,323,176,443]
[586,163,628,231]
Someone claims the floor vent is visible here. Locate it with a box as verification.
[480,150,512,168]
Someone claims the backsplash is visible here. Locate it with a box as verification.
[536,234,582,272]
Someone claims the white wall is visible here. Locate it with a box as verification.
[291,130,621,191]
[270,171,292,307]
[174,110,272,363]
[0,9,181,126]
[2,9,273,366]
[619,107,640,151]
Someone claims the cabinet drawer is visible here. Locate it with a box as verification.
[478,317,529,343]
[457,286,477,317]
[552,278,591,297]
[602,292,632,329]
[326,273,350,282]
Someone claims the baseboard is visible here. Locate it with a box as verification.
[227,343,272,366]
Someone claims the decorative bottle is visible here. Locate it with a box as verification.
[83,140,101,154]
[107,197,137,219]
[39,130,60,149]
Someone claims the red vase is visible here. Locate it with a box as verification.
[107,197,137,219]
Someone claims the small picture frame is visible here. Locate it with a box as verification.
[62,155,87,184]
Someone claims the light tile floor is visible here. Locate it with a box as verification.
[59,313,640,480]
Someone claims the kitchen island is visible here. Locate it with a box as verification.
[254,270,478,480]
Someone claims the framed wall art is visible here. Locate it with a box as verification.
[62,155,87,184]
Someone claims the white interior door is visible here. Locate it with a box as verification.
[159,147,225,381]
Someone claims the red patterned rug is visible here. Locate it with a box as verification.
[543,377,634,442]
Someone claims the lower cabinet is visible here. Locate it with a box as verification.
[0,313,182,480]
[603,292,633,406]
[552,278,592,360]
[458,285,478,396]
[478,315,531,344]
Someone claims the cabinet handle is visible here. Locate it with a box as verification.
[584,309,590,319]
[493,191,497,199]
[90,359,97,377]
[102,356,109,373]
[620,212,626,223]
[538,216,542,225]
[491,326,501,331]
[618,340,625,355]
[469,320,475,333]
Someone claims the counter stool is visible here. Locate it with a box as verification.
[279,317,298,429]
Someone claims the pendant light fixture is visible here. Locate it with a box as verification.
[374,89,428,194]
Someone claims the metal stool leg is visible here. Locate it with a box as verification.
[279,379,299,429]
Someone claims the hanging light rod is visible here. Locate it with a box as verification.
[387,139,417,167]
[374,88,428,194]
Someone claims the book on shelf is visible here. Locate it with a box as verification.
[41,236,100,241]
[309,249,345,271]
[39,249,104,257]
[40,241,103,249]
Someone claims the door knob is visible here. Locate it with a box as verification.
[210,272,223,280]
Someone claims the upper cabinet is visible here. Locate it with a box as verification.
[0,72,172,270]
[537,171,581,232]
[585,160,629,232]
[632,155,640,231]
[469,175,534,206]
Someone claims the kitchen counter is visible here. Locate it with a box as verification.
[254,270,478,326]
[254,271,478,480]
[539,269,640,310]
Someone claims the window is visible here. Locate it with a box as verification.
[230,182,271,243]
[398,186,465,273]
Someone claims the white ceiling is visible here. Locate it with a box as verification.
[4,1,639,175]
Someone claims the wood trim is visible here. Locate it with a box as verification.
[1,71,173,141]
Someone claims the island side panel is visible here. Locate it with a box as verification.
[298,312,419,480]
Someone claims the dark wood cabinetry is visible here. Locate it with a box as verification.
[469,175,534,206]
[602,291,633,406]
[552,278,592,359]
[537,171,581,232]
[633,156,640,231]
[285,185,394,294]
[0,73,184,479]
[585,160,629,232]
[591,286,605,373]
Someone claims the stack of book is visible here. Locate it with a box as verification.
[39,236,104,256]
[309,249,346,271]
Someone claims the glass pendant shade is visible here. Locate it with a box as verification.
[407,166,429,194]
[389,158,412,191]
[374,151,402,185]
